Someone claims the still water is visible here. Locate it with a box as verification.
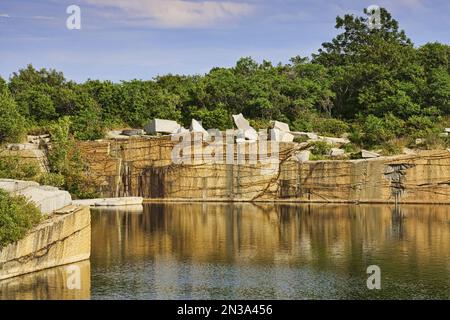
[1,203,449,299]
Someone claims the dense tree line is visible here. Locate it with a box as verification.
[0,8,448,150]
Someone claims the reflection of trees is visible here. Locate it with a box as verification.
[390,206,405,240]
[92,203,448,270]
[90,203,449,299]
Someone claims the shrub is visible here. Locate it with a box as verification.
[0,154,40,180]
[0,190,42,249]
[47,117,100,199]
[380,139,405,156]
[310,141,332,156]
[37,172,65,189]
[314,117,350,136]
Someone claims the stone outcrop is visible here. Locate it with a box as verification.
[0,205,91,280]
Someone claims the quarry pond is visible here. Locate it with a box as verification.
[1,203,449,299]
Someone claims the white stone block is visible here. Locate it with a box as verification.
[232,113,258,141]
[144,119,181,135]
[272,120,290,132]
[16,186,72,215]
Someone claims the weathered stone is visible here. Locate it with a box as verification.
[144,119,181,135]
[272,120,290,132]
[0,206,91,281]
[232,113,258,141]
[330,148,345,157]
[361,150,380,158]
[121,129,144,136]
[271,128,294,142]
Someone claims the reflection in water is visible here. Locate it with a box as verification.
[90,203,450,300]
[0,260,90,300]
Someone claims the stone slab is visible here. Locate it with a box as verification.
[144,119,181,135]
[16,186,72,215]
[72,196,143,207]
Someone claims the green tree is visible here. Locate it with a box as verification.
[0,91,26,143]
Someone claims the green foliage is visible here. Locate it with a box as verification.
[292,110,349,136]
[310,141,332,156]
[0,91,26,144]
[47,117,100,199]
[190,107,231,130]
[0,154,40,180]
[380,139,405,156]
[71,106,105,141]
[37,172,65,189]
[0,189,42,248]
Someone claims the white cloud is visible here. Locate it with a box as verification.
[84,0,254,28]
[0,13,11,18]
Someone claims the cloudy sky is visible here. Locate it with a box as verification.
[0,0,449,82]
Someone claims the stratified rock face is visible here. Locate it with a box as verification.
[0,206,91,281]
[78,137,450,204]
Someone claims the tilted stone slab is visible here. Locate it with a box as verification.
[190,119,209,136]
[272,120,290,132]
[232,113,258,141]
[16,186,72,215]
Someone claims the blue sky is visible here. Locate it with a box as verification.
[0,0,449,82]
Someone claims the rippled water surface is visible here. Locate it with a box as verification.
[1,203,449,299]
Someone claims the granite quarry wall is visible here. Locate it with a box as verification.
[0,179,91,281]
[0,205,91,281]
[79,137,450,204]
